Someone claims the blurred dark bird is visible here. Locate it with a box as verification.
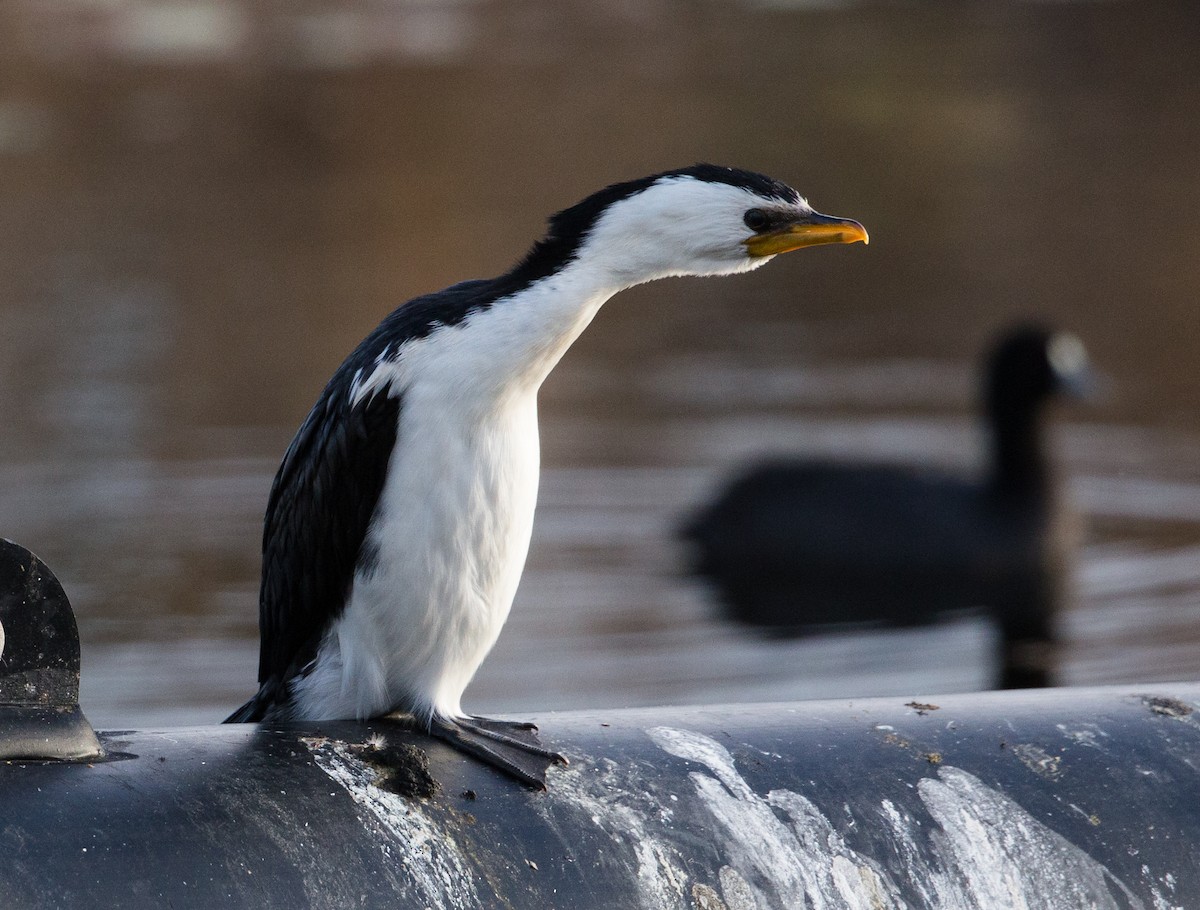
[225,165,868,786]
[681,325,1091,690]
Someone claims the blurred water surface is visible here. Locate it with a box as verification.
[1,0,1198,726]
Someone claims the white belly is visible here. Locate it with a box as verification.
[292,390,541,722]
[287,266,617,723]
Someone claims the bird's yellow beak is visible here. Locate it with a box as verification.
[744,211,869,257]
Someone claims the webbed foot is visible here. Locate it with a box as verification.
[428,715,567,790]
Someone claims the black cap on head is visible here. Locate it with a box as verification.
[512,164,800,284]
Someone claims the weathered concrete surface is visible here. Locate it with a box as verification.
[2,685,1198,909]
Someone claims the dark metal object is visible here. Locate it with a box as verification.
[0,539,102,761]
[2,542,1194,906]
[2,685,1199,909]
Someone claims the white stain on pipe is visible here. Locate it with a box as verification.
[646,726,1150,910]
[307,740,483,910]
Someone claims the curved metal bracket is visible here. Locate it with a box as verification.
[0,539,103,761]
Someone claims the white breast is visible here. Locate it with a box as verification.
[290,268,616,723]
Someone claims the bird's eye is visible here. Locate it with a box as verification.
[743,208,770,231]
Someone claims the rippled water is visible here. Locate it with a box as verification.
[1,0,1198,727]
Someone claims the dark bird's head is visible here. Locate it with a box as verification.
[984,324,1092,493]
[985,324,1092,419]
[514,164,868,287]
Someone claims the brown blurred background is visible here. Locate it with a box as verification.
[0,0,1198,726]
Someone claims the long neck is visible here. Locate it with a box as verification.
[986,401,1050,496]
[468,257,630,397]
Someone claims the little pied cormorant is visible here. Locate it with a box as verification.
[225,164,868,787]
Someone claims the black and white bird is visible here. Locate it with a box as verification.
[225,165,868,786]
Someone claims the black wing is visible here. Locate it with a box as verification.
[225,279,500,723]
[225,377,400,722]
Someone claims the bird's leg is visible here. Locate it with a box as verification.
[427,715,567,790]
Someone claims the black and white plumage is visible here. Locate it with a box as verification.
[226,165,868,785]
